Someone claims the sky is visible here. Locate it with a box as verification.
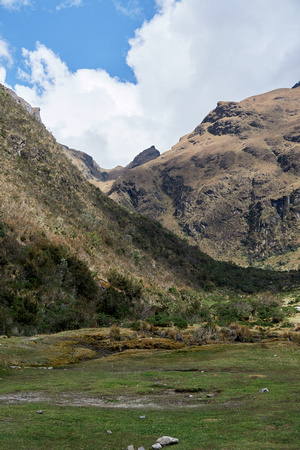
[0,0,300,168]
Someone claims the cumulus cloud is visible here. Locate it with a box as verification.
[14,0,300,168]
[0,0,30,9]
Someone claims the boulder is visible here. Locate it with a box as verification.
[156,436,179,446]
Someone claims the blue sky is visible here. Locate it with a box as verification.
[1,0,300,168]
[1,0,156,86]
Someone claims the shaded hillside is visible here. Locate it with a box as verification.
[107,88,300,270]
[0,84,299,335]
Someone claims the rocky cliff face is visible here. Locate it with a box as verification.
[62,145,160,186]
[61,145,109,181]
[106,88,300,270]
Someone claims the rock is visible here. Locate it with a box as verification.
[138,447,145,450]
[152,445,162,450]
[127,445,134,450]
[139,415,146,419]
[207,393,215,398]
[156,436,179,446]
[106,88,300,271]
[106,430,112,434]
[36,410,44,414]
[259,388,269,393]
[129,145,160,169]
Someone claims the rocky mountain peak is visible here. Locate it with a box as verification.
[103,87,300,270]
[127,145,160,170]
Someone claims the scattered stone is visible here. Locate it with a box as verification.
[106,430,112,434]
[189,395,193,398]
[152,444,162,450]
[9,366,22,369]
[36,410,44,414]
[138,447,145,450]
[259,388,269,393]
[156,436,179,446]
[127,445,134,450]
[140,415,146,419]
[207,393,215,398]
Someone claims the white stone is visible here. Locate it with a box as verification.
[156,436,179,446]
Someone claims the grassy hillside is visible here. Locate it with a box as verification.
[106,88,300,270]
[0,84,300,336]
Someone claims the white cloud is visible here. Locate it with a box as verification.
[56,0,83,12]
[0,0,30,9]
[111,0,143,18]
[0,38,12,65]
[0,67,6,84]
[14,0,300,168]
[0,38,13,83]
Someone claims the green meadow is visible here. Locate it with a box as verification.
[0,330,299,449]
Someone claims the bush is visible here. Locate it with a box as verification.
[190,322,220,344]
[98,312,115,326]
[215,299,253,325]
[228,323,254,342]
[109,323,121,341]
[146,314,188,329]
[98,287,132,319]
[251,295,285,324]
[97,270,144,319]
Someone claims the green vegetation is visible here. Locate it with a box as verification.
[0,331,299,449]
[0,218,298,334]
[1,81,300,336]
[0,232,101,335]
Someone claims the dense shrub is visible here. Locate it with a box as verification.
[215,299,253,325]
[251,296,284,323]
[97,270,143,319]
[190,322,220,343]
[147,313,188,329]
[0,234,101,334]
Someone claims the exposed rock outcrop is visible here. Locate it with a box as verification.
[105,88,300,270]
[4,87,41,122]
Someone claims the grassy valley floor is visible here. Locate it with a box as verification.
[0,330,299,449]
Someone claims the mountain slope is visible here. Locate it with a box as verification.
[1,84,299,335]
[107,87,300,270]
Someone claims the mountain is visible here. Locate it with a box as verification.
[63,145,160,186]
[106,87,300,271]
[1,83,299,336]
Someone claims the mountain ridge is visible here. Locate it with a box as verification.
[1,82,299,335]
[104,87,300,270]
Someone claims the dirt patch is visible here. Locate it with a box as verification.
[0,391,211,410]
